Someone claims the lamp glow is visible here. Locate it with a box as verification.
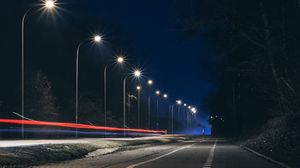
[176,100,182,105]
[191,107,197,114]
[94,35,102,43]
[134,70,141,77]
[137,86,141,90]
[117,57,124,64]
[156,91,160,95]
[163,94,168,98]
[148,80,153,85]
[45,0,55,9]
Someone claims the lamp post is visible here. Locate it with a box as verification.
[123,69,141,136]
[176,100,182,131]
[75,35,102,137]
[190,107,197,128]
[147,80,153,129]
[171,104,174,134]
[163,94,168,130]
[136,85,141,128]
[104,56,124,131]
[155,90,160,129]
[183,104,187,129]
[188,105,191,129]
[21,0,57,138]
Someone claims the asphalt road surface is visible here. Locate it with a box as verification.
[35,138,282,168]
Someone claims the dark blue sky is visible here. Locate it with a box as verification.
[90,0,217,109]
[0,0,217,128]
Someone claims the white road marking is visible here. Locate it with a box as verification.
[241,146,291,168]
[202,140,217,168]
[126,144,193,168]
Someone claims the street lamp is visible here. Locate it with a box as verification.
[147,80,153,129]
[21,0,58,138]
[75,34,102,137]
[136,85,141,128]
[103,56,124,133]
[162,93,168,130]
[171,104,174,134]
[184,104,189,129]
[176,100,182,129]
[155,90,160,129]
[123,69,142,136]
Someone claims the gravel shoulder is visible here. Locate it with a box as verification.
[0,135,193,167]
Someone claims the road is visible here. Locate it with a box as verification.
[35,138,282,168]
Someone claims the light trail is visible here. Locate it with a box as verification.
[0,119,167,134]
[0,129,160,136]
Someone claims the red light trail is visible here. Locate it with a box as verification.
[0,119,166,134]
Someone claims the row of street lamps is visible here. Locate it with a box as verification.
[20,0,198,137]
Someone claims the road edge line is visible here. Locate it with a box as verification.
[240,145,291,168]
[126,143,195,168]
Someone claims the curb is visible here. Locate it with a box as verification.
[240,145,291,168]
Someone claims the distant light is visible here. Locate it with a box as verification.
[117,57,124,64]
[188,106,191,109]
[163,94,168,98]
[184,104,187,107]
[176,100,182,105]
[148,80,153,85]
[94,35,102,43]
[136,86,141,90]
[45,0,55,9]
[156,91,160,95]
[134,70,141,77]
[191,107,197,114]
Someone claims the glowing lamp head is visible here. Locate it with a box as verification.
[134,70,141,77]
[45,0,55,9]
[136,86,141,90]
[191,107,197,114]
[156,91,160,95]
[117,57,124,64]
[188,106,191,109]
[176,100,182,105]
[94,35,102,43]
[148,80,153,85]
[163,94,168,98]
[184,104,187,107]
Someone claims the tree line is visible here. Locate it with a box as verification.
[176,0,300,136]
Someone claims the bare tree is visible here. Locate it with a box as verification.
[27,71,59,121]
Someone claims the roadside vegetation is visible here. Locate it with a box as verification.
[176,0,300,167]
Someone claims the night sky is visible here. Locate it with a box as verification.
[0,0,217,131]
